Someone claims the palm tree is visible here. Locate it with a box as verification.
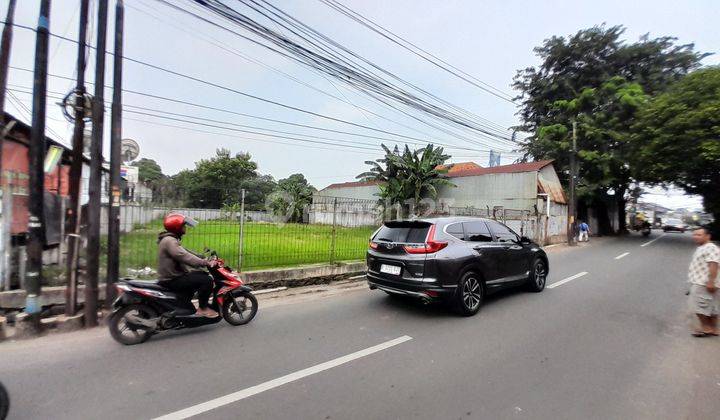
[357,144,455,216]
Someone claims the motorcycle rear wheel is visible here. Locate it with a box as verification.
[222,292,258,326]
[109,304,157,345]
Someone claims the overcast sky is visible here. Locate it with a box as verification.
[3,0,717,211]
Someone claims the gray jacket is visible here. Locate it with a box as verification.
[157,232,208,280]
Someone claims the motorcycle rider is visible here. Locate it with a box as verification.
[157,213,218,318]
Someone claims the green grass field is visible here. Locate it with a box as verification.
[119,219,376,273]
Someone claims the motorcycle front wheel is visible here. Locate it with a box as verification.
[223,292,258,326]
[108,304,157,345]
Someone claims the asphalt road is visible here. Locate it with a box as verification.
[2,232,719,420]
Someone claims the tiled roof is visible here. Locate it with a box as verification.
[436,162,482,174]
[448,160,554,178]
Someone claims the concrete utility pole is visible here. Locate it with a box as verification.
[0,0,17,176]
[65,0,90,316]
[106,0,124,308]
[26,0,51,330]
[85,0,108,327]
[567,121,577,246]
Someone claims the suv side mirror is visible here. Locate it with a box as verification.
[520,236,533,244]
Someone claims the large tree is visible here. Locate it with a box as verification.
[632,67,720,231]
[166,149,272,209]
[513,25,707,233]
[358,144,454,216]
[268,174,316,223]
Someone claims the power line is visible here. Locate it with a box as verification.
[318,0,517,104]
[7,69,510,154]
[150,1,519,149]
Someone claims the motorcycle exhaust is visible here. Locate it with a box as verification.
[125,314,159,331]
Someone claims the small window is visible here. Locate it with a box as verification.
[487,221,519,243]
[463,221,493,242]
[446,222,465,240]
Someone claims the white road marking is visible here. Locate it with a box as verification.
[641,234,665,247]
[152,335,414,420]
[614,252,630,260]
[348,274,367,279]
[547,272,588,289]
[253,287,288,295]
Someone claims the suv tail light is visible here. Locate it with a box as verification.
[403,224,447,254]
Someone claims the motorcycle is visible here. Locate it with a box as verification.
[631,220,652,237]
[0,380,8,420]
[108,249,257,345]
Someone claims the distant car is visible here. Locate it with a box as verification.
[365,217,548,316]
[663,218,686,233]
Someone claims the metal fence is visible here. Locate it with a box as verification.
[109,192,381,276]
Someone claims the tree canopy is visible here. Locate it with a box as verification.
[632,67,720,225]
[269,173,316,222]
[513,24,707,232]
[358,144,454,215]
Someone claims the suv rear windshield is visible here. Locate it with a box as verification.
[374,221,431,244]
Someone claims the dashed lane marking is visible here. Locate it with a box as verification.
[547,272,589,289]
[153,335,414,420]
[641,234,666,247]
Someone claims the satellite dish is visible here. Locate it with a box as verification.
[121,138,140,163]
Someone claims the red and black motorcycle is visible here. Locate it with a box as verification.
[108,249,257,345]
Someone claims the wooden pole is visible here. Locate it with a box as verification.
[65,0,90,316]
[106,0,124,308]
[85,0,108,327]
[26,0,51,331]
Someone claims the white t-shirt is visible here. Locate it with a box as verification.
[688,242,720,286]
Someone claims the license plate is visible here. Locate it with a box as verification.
[380,264,401,275]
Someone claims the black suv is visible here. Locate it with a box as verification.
[366,217,548,316]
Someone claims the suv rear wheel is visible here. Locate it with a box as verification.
[453,272,483,316]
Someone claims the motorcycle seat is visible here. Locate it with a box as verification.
[126,279,167,291]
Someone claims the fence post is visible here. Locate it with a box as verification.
[330,197,337,264]
[238,188,245,270]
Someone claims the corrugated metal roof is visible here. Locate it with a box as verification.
[436,161,482,174]
[324,180,381,189]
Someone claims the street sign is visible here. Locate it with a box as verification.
[43,145,64,173]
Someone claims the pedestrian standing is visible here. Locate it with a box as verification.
[578,221,590,242]
[688,227,720,337]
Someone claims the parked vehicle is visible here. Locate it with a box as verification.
[366,217,549,316]
[0,380,8,420]
[662,218,687,233]
[108,249,257,345]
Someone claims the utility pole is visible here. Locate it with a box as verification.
[85,0,108,327]
[567,121,577,246]
[0,0,17,176]
[26,0,51,330]
[65,0,89,316]
[106,0,124,308]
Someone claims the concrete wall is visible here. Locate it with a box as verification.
[437,172,538,210]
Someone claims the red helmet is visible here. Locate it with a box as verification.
[163,213,197,235]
